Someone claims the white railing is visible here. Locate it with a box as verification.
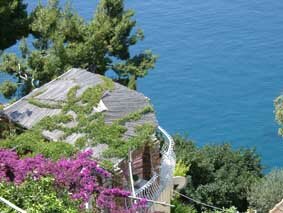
[135,173,160,200]
[134,126,176,206]
[0,197,27,213]
[158,126,176,189]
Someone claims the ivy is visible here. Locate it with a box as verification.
[102,123,155,158]
[66,85,80,104]
[116,105,154,125]
[0,130,77,160]
[27,88,63,109]
[36,114,74,132]
[28,98,63,109]
[74,136,87,149]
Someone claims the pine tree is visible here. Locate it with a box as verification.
[89,0,157,89]
[0,0,29,50]
[0,0,157,98]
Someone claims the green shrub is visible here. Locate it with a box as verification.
[0,177,82,213]
[174,135,263,212]
[274,96,283,136]
[174,160,190,177]
[248,169,283,213]
[0,130,77,160]
[171,198,197,213]
[0,81,17,99]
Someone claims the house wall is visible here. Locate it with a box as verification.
[131,141,161,181]
[112,140,165,212]
[116,140,161,189]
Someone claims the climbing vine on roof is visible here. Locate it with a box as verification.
[0,130,77,160]
[27,77,155,161]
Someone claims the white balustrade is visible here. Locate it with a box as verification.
[134,126,176,207]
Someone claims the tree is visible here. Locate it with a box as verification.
[89,0,157,89]
[0,0,157,99]
[174,135,263,212]
[248,169,283,213]
[0,0,29,50]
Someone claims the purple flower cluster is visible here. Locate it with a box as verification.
[0,149,110,201]
[0,149,147,212]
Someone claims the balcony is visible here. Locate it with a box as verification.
[134,126,176,207]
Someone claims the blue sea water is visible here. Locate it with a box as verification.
[1,0,283,170]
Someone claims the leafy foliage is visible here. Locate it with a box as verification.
[248,169,283,213]
[0,0,29,50]
[174,160,190,177]
[274,95,283,136]
[0,177,82,213]
[0,130,77,160]
[174,135,263,212]
[202,207,237,213]
[0,81,18,99]
[28,98,63,109]
[90,0,157,82]
[171,198,197,213]
[0,0,157,98]
[0,116,18,139]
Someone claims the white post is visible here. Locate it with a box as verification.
[0,197,27,213]
[128,150,136,198]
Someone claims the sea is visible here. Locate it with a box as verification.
[1,0,283,170]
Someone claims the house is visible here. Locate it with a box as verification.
[1,68,176,212]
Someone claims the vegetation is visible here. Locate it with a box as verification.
[171,198,197,213]
[174,160,190,177]
[1,1,278,212]
[274,95,283,136]
[26,78,155,160]
[0,130,77,160]
[0,177,82,213]
[28,98,63,109]
[0,0,29,51]
[0,76,155,162]
[0,149,147,212]
[174,135,263,212]
[202,207,237,213]
[172,159,194,212]
[0,116,18,139]
[248,169,283,213]
[0,0,157,99]
[0,81,18,99]
[171,198,238,213]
